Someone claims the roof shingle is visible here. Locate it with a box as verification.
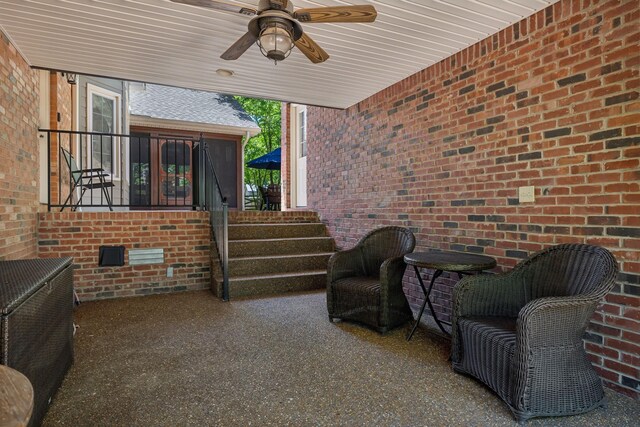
[130,84,260,130]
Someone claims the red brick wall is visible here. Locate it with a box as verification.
[290,0,639,398]
[0,31,41,260]
[38,211,211,300]
[281,103,292,209]
[49,71,73,203]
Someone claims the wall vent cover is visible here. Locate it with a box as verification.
[128,248,164,266]
[99,246,125,267]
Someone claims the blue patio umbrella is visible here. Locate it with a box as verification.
[246,147,281,170]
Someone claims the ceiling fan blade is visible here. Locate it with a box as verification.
[294,32,329,64]
[170,0,257,16]
[221,31,258,60]
[294,5,377,23]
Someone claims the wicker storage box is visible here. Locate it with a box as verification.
[0,258,74,427]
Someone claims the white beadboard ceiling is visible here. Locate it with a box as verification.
[0,0,556,109]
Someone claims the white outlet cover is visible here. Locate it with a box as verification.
[519,186,535,203]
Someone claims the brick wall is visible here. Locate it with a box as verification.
[38,211,212,300]
[49,71,73,203]
[281,103,292,209]
[0,30,41,260]
[288,0,639,398]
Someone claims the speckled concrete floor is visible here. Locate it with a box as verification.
[43,290,639,427]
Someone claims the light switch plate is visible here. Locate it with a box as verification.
[519,186,535,203]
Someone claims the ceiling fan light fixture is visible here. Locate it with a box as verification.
[257,20,294,63]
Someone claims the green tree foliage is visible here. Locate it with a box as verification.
[235,96,282,209]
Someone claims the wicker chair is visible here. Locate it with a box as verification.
[451,244,618,421]
[327,226,416,333]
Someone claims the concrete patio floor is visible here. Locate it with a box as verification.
[43,290,639,426]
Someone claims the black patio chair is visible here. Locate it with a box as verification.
[327,226,416,333]
[60,148,114,211]
[451,243,618,421]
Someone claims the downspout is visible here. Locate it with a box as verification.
[241,130,250,211]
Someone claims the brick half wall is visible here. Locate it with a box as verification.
[38,211,212,300]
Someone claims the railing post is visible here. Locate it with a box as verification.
[46,131,51,211]
[222,202,229,301]
[199,133,206,210]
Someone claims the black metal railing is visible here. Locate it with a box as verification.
[42,128,230,300]
[42,129,198,210]
[201,138,229,301]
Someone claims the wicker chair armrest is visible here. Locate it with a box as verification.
[517,295,600,348]
[327,247,364,283]
[379,256,407,291]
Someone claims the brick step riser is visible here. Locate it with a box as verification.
[228,254,331,277]
[228,274,326,298]
[228,238,334,257]
[228,223,327,240]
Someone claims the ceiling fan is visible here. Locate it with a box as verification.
[171,0,377,64]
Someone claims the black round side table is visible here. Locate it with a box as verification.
[405,250,496,340]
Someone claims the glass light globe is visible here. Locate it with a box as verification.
[258,22,293,62]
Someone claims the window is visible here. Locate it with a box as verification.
[298,108,307,158]
[87,84,120,178]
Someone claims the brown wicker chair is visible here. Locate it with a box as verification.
[451,244,618,421]
[327,226,416,333]
[258,185,281,211]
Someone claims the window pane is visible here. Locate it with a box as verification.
[91,93,115,173]
[299,110,307,158]
[92,135,113,172]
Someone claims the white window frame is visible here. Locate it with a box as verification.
[87,83,121,180]
[297,106,307,158]
[289,104,308,208]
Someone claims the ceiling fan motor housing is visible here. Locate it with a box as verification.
[257,0,294,13]
[248,12,303,41]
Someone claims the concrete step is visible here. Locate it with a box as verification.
[228,223,327,240]
[229,252,333,277]
[229,236,334,257]
[228,211,320,225]
[228,270,327,298]
[212,219,334,299]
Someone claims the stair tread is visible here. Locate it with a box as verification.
[229,222,323,227]
[229,236,332,243]
[229,270,327,281]
[230,252,334,261]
